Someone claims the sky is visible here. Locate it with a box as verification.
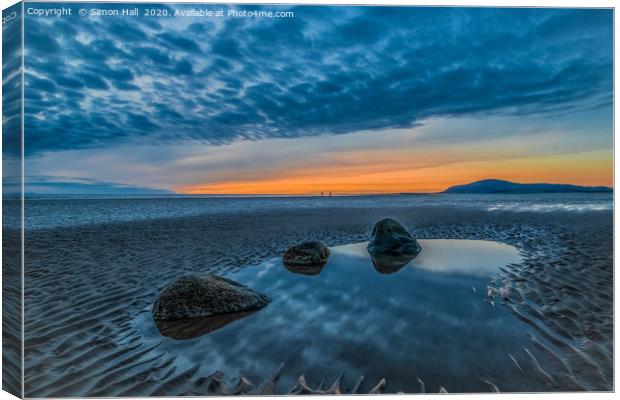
[10,4,614,194]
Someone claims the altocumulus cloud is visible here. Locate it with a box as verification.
[3,2,22,156]
[22,4,612,156]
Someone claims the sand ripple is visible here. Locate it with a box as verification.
[14,206,612,395]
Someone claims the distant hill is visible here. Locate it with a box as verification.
[443,179,612,194]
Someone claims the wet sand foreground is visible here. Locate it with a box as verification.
[8,204,613,396]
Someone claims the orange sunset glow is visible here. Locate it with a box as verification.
[176,149,612,195]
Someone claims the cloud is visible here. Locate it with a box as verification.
[12,176,174,195]
[2,3,23,161]
[24,111,612,194]
[21,5,612,156]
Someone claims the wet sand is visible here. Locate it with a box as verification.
[8,205,613,396]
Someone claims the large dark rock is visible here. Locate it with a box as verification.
[283,241,330,275]
[152,274,270,321]
[367,218,422,257]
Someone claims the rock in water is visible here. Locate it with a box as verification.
[283,241,330,275]
[367,218,422,257]
[152,274,271,321]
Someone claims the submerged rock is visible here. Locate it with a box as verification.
[152,274,270,321]
[367,218,422,257]
[283,241,330,275]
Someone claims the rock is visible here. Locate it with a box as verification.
[282,241,330,275]
[367,218,422,257]
[152,274,271,321]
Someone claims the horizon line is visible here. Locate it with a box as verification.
[11,179,614,197]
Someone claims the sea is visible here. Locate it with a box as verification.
[2,192,613,230]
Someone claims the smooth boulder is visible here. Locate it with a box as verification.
[283,241,330,275]
[367,218,422,257]
[152,274,270,321]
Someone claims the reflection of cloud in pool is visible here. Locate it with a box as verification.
[412,239,522,276]
[329,242,369,258]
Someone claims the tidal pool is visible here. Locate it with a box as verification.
[137,239,551,393]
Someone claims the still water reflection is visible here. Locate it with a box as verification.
[137,240,544,393]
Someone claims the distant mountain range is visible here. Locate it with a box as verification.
[443,179,612,194]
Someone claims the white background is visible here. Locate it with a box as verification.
[0,1,616,399]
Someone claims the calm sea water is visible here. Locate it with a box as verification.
[2,193,613,230]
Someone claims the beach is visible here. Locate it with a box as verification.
[5,194,613,395]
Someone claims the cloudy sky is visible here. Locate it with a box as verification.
[18,4,613,194]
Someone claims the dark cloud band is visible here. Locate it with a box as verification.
[21,4,612,155]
